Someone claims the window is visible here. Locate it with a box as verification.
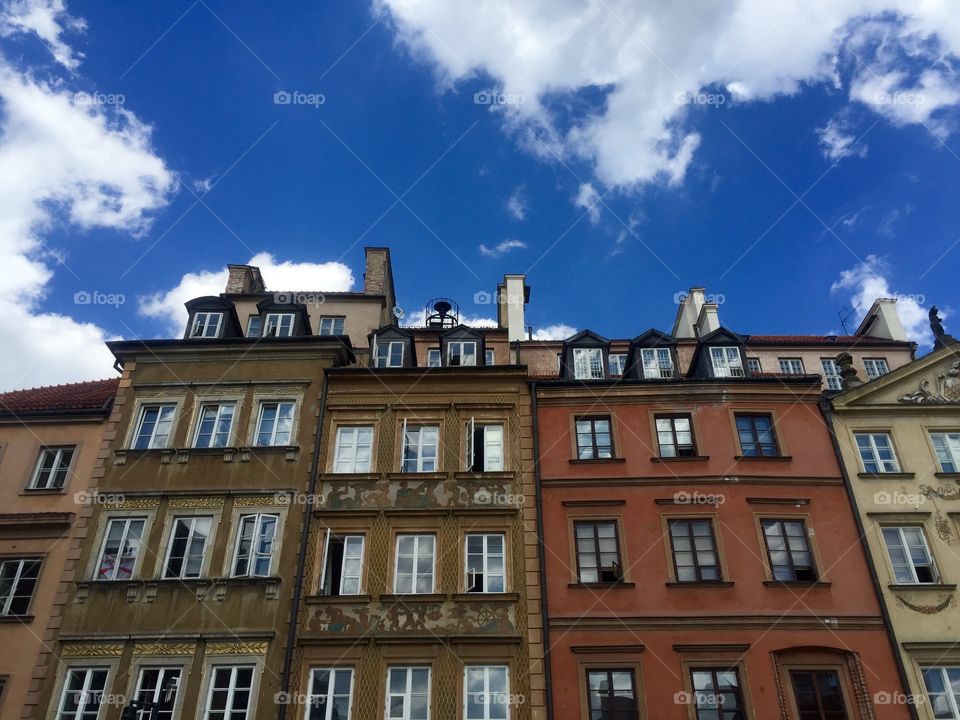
[710,347,744,378]
[854,432,899,473]
[575,417,613,460]
[318,316,345,335]
[573,348,605,380]
[448,341,477,366]
[386,667,430,720]
[190,312,223,338]
[585,670,639,720]
[29,446,75,489]
[133,667,181,720]
[789,670,848,720]
[95,517,145,580]
[231,513,277,577]
[132,404,176,449]
[735,414,779,457]
[608,353,627,377]
[821,359,842,391]
[0,558,40,615]
[375,340,405,368]
[427,349,441,368]
[485,349,495,365]
[668,519,721,582]
[746,357,762,374]
[307,668,353,720]
[333,426,373,473]
[163,516,212,579]
[465,666,509,720]
[320,533,365,596]
[263,312,295,337]
[864,358,889,379]
[922,666,960,719]
[255,401,295,446]
[779,358,805,374]
[691,668,745,720]
[761,519,817,581]
[55,667,108,720]
[882,526,938,584]
[574,521,622,584]
[402,425,439,473]
[466,533,505,593]
[467,421,504,472]
[641,348,674,378]
[931,432,960,472]
[655,415,696,458]
[203,665,254,720]
[193,403,235,448]
[245,315,261,338]
[394,534,435,593]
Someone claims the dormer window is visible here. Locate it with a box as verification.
[710,347,744,377]
[246,316,261,337]
[448,341,477,367]
[191,312,223,338]
[573,348,604,380]
[608,354,627,377]
[375,341,405,368]
[641,348,674,379]
[427,349,441,367]
[318,316,345,335]
[263,313,295,337]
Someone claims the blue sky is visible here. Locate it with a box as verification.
[0,0,958,388]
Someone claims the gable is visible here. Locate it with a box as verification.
[833,346,960,408]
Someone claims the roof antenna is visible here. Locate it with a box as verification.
[837,305,857,334]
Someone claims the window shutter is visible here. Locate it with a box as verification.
[318,528,332,594]
[467,417,475,471]
[400,417,408,471]
[485,425,503,471]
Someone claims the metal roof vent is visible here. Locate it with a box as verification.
[425,298,459,329]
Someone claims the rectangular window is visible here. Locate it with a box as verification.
[691,668,745,720]
[746,357,762,374]
[263,312,295,337]
[245,315,261,338]
[864,358,889,379]
[0,558,40,615]
[95,517,145,581]
[29,446,75,490]
[931,432,960,473]
[585,670,639,720]
[468,421,504,472]
[485,349,495,365]
[735,414,779,457]
[193,403,236,448]
[789,670,847,720]
[318,316,345,335]
[402,425,439,473]
[190,312,223,338]
[133,404,176,449]
[821,359,842,391]
[641,348,674,378]
[465,666,509,720]
[854,432,899,473]
[320,533,365,596]
[308,668,354,720]
[375,340,405,368]
[466,533,505,593]
[232,513,277,577]
[882,526,938,584]
[921,666,960,719]
[573,348,605,379]
[203,665,254,720]
[163,516,212,579]
[608,353,627,377]
[574,521,622,584]
[668,519,721,582]
[333,426,373,473]
[575,416,613,460]
[448,341,477,366]
[255,401,295,446]
[133,666,181,720]
[386,667,430,720]
[778,358,805,374]
[427,349,441,368]
[655,415,696,458]
[761,519,817,581]
[55,667,108,720]
[394,534,435,594]
[710,347,744,377]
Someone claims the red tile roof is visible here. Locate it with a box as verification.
[746,335,912,346]
[0,378,119,415]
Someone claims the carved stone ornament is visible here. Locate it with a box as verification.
[205,641,268,656]
[133,642,196,656]
[61,643,124,658]
[307,600,517,636]
[895,593,953,615]
[898,361,960,403]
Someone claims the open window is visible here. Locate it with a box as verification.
[466,418,504,472]
[319,532,365,595]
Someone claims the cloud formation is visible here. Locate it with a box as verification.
[479,239,527,257]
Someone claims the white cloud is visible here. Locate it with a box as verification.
[0,1,176,391]
[506,186,527,220]
[817,116,868,161]
[400,308,498,328]
[531,323,577,341]
[574,183,601,224]
[375,0,960,195]
[479,239,527,257]
[138,253,356,335]
[831,254,931,346]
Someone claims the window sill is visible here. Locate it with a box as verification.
[452,592,520,602]
[569,458,626,465]
[114,445,300,465]
[568,582,635,589]
[0,614,33,623]
[650,455,710,463]
[665,581,735,588]
[888,583,957,592]
[935,472,960,479]
[733,455,792,462]
[379,593,447,603]
[857,472,915,479]
[385,471,448,481]
[20,488,67,495]
[763,580,831,588]
[454,470,514,480]
[304,594,372,605]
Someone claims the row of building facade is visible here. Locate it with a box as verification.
[0,247,958,720]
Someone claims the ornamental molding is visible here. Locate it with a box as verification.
[898,361,960,404]
[133,642,197,656]
[106,497,160,511]
[61,643,124,657]
[234,495,288,507]
[205,641,268,656]
[168,496,224,509]
[895,593,953,615]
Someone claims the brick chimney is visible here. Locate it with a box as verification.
[363,247,396,315]
[855,298,907,342]
[225,264,265,294]
[497,274,529,343]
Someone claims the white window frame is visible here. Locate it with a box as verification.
[231,513,278,578]
[202,665,255,720]
[162,516,213,579]
[245,315,261,337]
[132,403,177,449]
[922,666,960,719]
[0,557,40,615]
[864,357,889,379]
[132,665,182,720]
[394,534,435,594]
[882,526,939,584]
[29,445,75,490]
[641,348,674,378]
[573,348,604,380]
[319,532,365,596]
[401,423,439,473]
[608,353,627,377]
[710,347,744,377]
[778,358,805,374]
[318,316,345,335]
[332,426,374,473]
[192,402,236,448]
[426,349,441,367]
[465,533,506,593]
[191,312,223,338]
[95,517,146,581]
[263,312,296,337]
[485,349,495,365]
[821,358,842,391]
[254,400,296,446]
[307,667,355,720]
[464,665,509,720]
[55,666,110,720]
[466,419,504,472]
[931,432,960,473]
[854,432,900,473]
[746,357,762,374]
[448,341,477,366]
[374,339,405,368]
[385,667,431,720]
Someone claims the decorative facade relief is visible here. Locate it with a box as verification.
[321,476,518,510]
[306,600,516,636]
[898,361,960,403]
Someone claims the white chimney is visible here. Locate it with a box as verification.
[855,298,907,342]
[672,287,706,338]
[696,303,721,337]
[498,274,528,343]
